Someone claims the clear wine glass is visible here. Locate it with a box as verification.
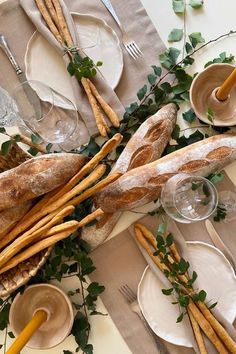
[0,86,22,127]
[11,80,80,150]
[217,190,236,222]
[161,173,218,224]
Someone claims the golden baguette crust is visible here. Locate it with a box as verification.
[0,202,33,238]
[82,103,177,249]
[0,153,88,211]
[97,133,236,212]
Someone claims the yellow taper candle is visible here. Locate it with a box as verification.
[216,67,236,101]
[6,310,47,354]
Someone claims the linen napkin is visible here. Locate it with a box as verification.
[20,0,125,143]
[128,215,236,354]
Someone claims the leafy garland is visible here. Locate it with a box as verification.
[0,1,236,352]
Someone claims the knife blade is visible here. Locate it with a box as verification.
[0,34,41,116]
[205,219,236,272]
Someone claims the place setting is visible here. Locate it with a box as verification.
[1,0,236,354]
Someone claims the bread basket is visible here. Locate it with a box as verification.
[0,144,51,298]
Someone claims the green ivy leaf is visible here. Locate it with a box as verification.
[208,301,218,310]
[207,107,215,123]
[46,143,53,153]
[31,133,41,145]
[151,65,162,76]
[1,140,13,156]
[172,0,185,13]
[176,312,184,323]
[67,62,75,76]
[168,28,183,42]
[189,32,205,48]
[0,127,6,134]
[27,147,39,156]
[137,85,148,101]
[198,290,207,302]
[188,271,198,287]
[207,172,224,185]
[171,124,180,140]
[185,42,193,54]
[183,108,197,123]
[8,331,15,339]
[87,282,105,298]
[147,74,157,85]
[96,61,103,67]
[162,288,173,295]
[63,351,73,354]
[189,0,203,9]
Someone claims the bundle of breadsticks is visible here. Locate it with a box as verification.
[134,223,236,354]
[0,133,123,275]
[34,0,120,137]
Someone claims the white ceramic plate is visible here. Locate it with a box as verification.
[138,241,236,348]
[25,12,123,104]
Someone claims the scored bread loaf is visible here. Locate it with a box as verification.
[81,103,177,249]
[0,202,33,239]
[0,153,88,211]
[97,133,236,213]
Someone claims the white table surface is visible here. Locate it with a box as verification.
[1,0,236,353]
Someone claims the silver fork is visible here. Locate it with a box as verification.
[119,285,170,354]
[101,0,143,59]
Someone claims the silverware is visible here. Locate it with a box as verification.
[101,0,143,59]
[205,219,236,272]
[119,284,170,354]
[0,34,41,114]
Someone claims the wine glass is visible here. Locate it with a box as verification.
[11,80,80,150]
[217,190,236,222]
[0,86,22,127]
[161,173,218,223]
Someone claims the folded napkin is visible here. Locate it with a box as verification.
[20,0,125,144]
[128,215,236,354]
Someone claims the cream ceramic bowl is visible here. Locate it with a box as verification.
[190,63,236,126]
[9,283,74,349]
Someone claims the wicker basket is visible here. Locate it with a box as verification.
[0,144,51,297]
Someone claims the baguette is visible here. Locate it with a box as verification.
[0,153,88,211]
[97,133,236,212]
[0,202,33,239]
[81,103,177,249]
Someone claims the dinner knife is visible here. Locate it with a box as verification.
[205,219,236,272]
[0,34,41,114]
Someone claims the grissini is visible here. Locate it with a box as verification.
[81,103,177,249]
[0,153,88,211]
[97,133,236,213]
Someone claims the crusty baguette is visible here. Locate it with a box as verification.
[81,103,177,249]
[97,133,236,213]
[0,202,33,239]
[0,153,88,211]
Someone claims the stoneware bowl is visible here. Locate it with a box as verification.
[9,283,74,349]
[190,63,236,126]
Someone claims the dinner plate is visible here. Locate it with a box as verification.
[25,12,123,105]
[138,241,236,348]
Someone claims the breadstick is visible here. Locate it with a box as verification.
[12,135,47,154]
[45,133,123,204]
[51,0,74,47]
[188,311,208,354]
[77,208,104,228]
[63,172,122,209]
[43,164,106,214]
[35,0,63,44]
[81,78,108,137]
[197,301,236,353]
[0,225,79,275]
[136,223,236,354]
[0,207,75,268]
[87,79,120,128]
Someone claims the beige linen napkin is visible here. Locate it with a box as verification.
[20,0,125,140]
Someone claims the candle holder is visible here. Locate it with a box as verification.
[190,64,236,126]
[9,283,74,349]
